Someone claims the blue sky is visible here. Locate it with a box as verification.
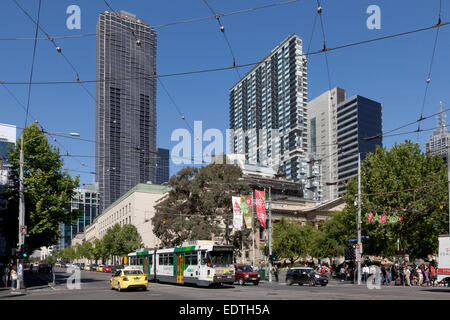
[0,0,449,186]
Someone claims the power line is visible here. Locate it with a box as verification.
[3,20,447,86]
[21,0,41,128]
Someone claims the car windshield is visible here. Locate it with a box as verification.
[207,251,233,267]
[124,270,143,275]
[236,266,253,272]
[306,269,318,275]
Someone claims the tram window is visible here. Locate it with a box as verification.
[169,255,173,265]
[192,252,198,265]
[164,254,169,265]
[200,251,206,265]
[184,253,191,265]
[149,255,153,265]
[159,254,163,265]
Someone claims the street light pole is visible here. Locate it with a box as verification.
[16,129,80,290]
[447,145,450,235]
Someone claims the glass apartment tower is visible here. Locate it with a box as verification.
[96,10,157,211]
[229,34,318,197]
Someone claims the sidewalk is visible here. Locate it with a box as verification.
[0,270,53,298]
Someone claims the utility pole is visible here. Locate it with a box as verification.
[357,153,362,285]
[252,190,255,268]
[268,186,272,283]
[448,145,450,235]
[17,134,25,290]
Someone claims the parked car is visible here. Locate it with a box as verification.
[110,265,124,273]
[96,265,104,272]
[103,265,112,273]
[110,268,148,291]
[285,267,328,286]
[84,265,91,271]
[234,264,260,286]
[90,264,98,271]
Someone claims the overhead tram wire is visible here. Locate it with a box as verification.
[3,20,448,87]
[0,0,302,41]
[22,0,42,128]
[12,0,96,103]
[316,0,332,91]
[417,0,443,141]
[201,0,241,79]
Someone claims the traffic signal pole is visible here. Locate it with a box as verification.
[357,153,362,285]
[268,187,272,283]
[17,135,26,290]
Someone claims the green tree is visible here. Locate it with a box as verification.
[80,241,93,263]
[92,238,106,263]
[344,141,448,259]
[102,223,122,263]
[1,123,79,252]
[152,164,250,247]
[117,224,143,257]
[272,217,318,264]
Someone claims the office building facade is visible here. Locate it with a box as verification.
[229,34,321,199]
[96,10,157,211]
[156,147,169,185]
[308,88,346,201]
[337,95,382,195]
[59,184,100,249]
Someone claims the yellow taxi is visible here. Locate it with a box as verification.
[96,265,104,272]
[110,268,148,291]
[84,265,91,271]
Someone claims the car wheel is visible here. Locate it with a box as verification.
[321,284,327,287]
[253,281,259,286]
[118,283,122,292]
[309,279,316,287]
[239,278,245,286]
[110,281,114,290]
[298,283,303,286]
[286,278,293,286]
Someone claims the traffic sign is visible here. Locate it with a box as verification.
[355,253,361,262]
[20,225,27,235]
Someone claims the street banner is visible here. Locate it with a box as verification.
[367,212,402,224]
[232,196,243,231]
[255,189,266,229]
[240,195,252,229]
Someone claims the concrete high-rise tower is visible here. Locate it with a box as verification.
[96,10,157,211]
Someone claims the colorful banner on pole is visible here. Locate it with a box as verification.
[232,196,243,231]
[255,189,267,229]
[240,195,252,229]
[367,212,402,225]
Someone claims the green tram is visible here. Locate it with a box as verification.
[127,241,235,287]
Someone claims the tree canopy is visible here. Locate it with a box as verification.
[152,164,250,248]
[1,123,79,252]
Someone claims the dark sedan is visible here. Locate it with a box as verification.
[286,267,328,286]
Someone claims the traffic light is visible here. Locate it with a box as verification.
[264,246,269,256]
[270,252,277,262]
[344,246,355,261]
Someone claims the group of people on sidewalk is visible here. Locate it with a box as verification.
[1,261,18,290]
[334,261,439,286]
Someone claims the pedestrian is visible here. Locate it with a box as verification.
[417,267,424,286]
[430,263,436,286]
[2,265,9,287]
[405,267,411,286]
[362,265,369,282]
[10,266,17,290]
[274,265,279,282]
[340,265,346,281]
[424,267,430,287]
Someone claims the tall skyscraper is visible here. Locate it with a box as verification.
[96,10,157,211]
[229,34,315,195]
[308,88,346,201]
[308,90,382,199]
[336,95,382,195]
[425,102,450,164]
